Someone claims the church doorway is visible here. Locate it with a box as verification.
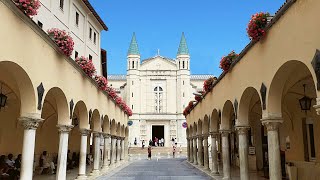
[152,125,164,146]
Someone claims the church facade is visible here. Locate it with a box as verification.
[108,33,213,147]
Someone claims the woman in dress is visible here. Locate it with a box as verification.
[147,146,152,160]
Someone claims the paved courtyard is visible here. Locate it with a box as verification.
[98,158,211,180]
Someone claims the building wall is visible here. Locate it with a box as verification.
[33,0,103,75]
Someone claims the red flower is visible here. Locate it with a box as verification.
[203,77,217,93]
[15,0,40,17]
[47,28,74,57]
[219,50,238,71]
[247,12,270,41]
[75,56,96,77]
[94,75,108,91]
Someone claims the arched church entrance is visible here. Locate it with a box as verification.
[152,125,164,146]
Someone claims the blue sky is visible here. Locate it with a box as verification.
[90,0,285,76]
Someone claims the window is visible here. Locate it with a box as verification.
[183,92,185,97]
[183,61,185,69]
[59,0,64,10]
[132,105,133,110]
[187,61,189,69]
[183,81,184,85]
[154,86,163,113]
[37,21,43,29]
[132,61,134,69]
[89,55,92,60]
[179,61,180,69]
[93,32,96,44]
[304,118,316,161]
[132,93,133,97]
[75,51,78,59]
[132,81,134,85]
[89,28,92,39]
[75,12,79,26]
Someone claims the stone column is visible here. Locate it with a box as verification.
[18,115,43,180]
[124,137,129,160]
[116,137,121,163]
[189,137,194,163]
[221,130,231,180]
[77,128,91,179]
[193,136,198,165]
[198,135,204,167]
[121,137,125,160]
[203,134,210,170]
[187,137,190,161]
[110,136,117,167]
[236,126,250,180]
[56,125,74,180]
[91,132,101,175]
[261,118,283,180]
[210,132,219,175]
[102,133,111,170]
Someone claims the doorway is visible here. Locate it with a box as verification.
[152,125,164,146]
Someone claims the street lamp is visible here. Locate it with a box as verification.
[0,83,7,110]
[299,84,312,113]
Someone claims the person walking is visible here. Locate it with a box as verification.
[172,146,176,158]
[147,146,152,160]
[142,140,145,149]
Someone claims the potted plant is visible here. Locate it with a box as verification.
[75,56,96,77]
[247,12,270,41]
[203,77,217,93]
[94,75,108,91]
[47,28,74,57]
[15,0,41,17]
[219,50,238,72]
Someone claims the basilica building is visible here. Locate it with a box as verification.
[108,33,213,147]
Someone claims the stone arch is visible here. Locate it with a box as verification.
[110,119,116,135]
[221,100,235,130]
[197,119,203,135]
[268,60,316,116]
[91,109,101,132]
[0,61,36,116]
[203,115,209,134]
[210,109,219,132]
[238,87,262,126]
[73,100,89,129]
[103,115,110,134]
[42,87,70,125]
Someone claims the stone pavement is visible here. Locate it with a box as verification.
[97,158,212,180]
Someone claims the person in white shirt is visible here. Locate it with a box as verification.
[5,154,14,168]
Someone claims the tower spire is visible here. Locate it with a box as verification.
[127,32,140,56]
[177,32,189,56]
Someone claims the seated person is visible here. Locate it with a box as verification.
[0,155,10,177]
[14,154,21,171]
[5,154,15,169]
[39,151,55,174]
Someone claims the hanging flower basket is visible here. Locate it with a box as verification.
[15,0,41,17]
[219,50,239,72]
[203,77,217,93]
[94,75,108,91]
[75,56,96,77]
[47,28,74,57]
[106,86,117,99]
[247,12,270,41]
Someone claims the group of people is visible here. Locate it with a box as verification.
[0,154,21,179]
[149,137,165,147]
[146,145,179,160]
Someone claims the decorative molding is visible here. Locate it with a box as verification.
[260,83,267,110]
[79,128,91,135]
[103,133,111,138]
[37,83,45,110]
[57,125,73,133]
[311,49,320,91]
[69,99,74,119]
[261,119,283,131]
[219,130,231,137]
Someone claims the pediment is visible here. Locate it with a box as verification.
[140,56,177,71]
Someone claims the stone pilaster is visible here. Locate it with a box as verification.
[189,137,194,163]
[220,130,231,180]
[261,117,283,180]
[102,133,111,170]
[91,132,102,175]
[193,136,198,165]
[197,135,204,167]
[203,134,210,170]
[236,126,250,180]
[18,114,44,180]
[56,124,74,180]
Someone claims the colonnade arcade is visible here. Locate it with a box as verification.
[186,60,320,180]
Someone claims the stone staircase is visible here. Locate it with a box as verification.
[128,147,188,160]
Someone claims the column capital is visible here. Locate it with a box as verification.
[79,128,91,135]
[219,130,231,137]
[261,116,283,131]
[57,124,73,133]
[102,133,111,138]
[92,131,102,137]
[235,126,250,135]
[18,114,44,130]
[209,132,219,138]
[202,133,209,138]
[196,135,203,140]
[111,135,117,139]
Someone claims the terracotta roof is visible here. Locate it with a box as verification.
[81,0,108,31]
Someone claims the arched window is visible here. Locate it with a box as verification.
[183,61,185,69]
[154,86,163,113]
[132,61,135,69]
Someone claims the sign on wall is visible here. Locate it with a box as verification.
[182,122,188,128]
[128,120,133,126]
[249,146,256,155]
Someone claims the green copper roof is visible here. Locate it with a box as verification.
[177,32,189,55]
[127,32,140,56]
